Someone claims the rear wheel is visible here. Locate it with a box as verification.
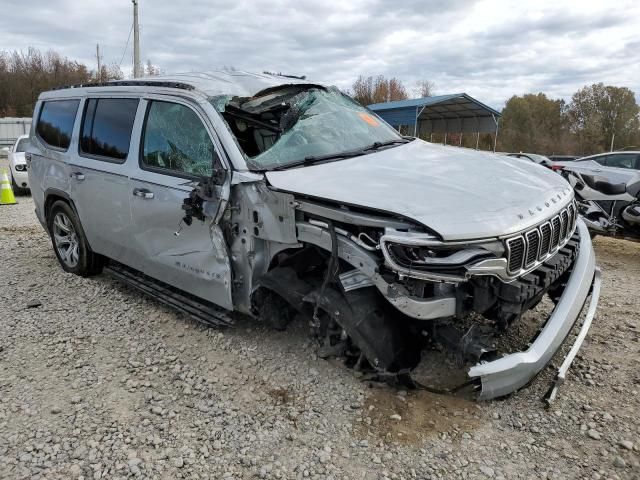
[47,200,104,276]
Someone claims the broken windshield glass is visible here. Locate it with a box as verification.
[209,86,403,170]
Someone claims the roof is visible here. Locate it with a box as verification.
[46,71,315,99]
[368,93,501,119]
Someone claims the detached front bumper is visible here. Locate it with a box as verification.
[468,218,600,400]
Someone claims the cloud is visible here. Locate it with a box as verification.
[1,0,639,107]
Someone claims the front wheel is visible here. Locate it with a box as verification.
[47,200,104,276]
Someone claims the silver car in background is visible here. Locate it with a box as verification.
[7,134,31,194]
[554,151,640,185]
[26,72,600,400]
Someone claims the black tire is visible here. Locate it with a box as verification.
[47,200,104,277]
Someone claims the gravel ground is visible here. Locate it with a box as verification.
[1,159,639,480]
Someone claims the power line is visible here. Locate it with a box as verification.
[119,22,134,68]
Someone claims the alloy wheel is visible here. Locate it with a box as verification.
[52,212,80,268]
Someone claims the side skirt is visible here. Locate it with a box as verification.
[105,262,233,327]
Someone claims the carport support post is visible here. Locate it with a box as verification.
[414,105,427,138]
[492,114,499,152]
[476,131,480,150]
[459,133,463,147]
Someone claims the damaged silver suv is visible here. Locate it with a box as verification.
[27,72,601,400]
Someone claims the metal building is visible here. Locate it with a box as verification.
[0,117,32,148]
[368,94,501,151]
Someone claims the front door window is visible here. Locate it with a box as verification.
[141,100,215,177]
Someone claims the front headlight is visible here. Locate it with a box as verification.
[14,164,27,172]
[380,230,505,281]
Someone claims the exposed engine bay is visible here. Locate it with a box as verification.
[178,83,600,400]
[216,174,586,399]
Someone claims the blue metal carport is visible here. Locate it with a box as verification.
[368,93,501,151]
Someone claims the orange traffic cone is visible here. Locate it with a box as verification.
[1,169,17,205]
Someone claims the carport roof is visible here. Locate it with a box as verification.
[368,93,501,120]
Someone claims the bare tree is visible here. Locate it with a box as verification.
[0,47,126,116]
[414,79,435,98]
[144,59,161,76]
[351,75,408,106]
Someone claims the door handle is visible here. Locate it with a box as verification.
[133,187,154,199]
[71,172,85,181]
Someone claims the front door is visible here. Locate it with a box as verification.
[128,98,233,309]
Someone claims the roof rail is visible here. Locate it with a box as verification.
[51,80,195,91]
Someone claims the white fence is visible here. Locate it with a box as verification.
[0,117,32,148]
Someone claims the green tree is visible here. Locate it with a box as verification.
[567,83,640,153]
[498,93,568,154]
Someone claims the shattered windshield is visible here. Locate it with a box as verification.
[210,86,403,170]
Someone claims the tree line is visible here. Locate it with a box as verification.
[350,75,640,155]
[1,48,638,156]
[0,48,160,117]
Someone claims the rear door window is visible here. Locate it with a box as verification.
[604,153,637,169]
[36,99,80,150]
[141,100,214,177]
[80,98,139,161]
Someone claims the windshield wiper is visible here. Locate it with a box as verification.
[270,149,366,171]
[362,138,411,151]
[269,138,411,171]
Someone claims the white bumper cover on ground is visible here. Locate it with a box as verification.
[468,218,600,400]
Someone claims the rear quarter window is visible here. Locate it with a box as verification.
[36,99,80,150]
[80,98,139,161]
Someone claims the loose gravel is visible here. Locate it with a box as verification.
[1,158,639,479]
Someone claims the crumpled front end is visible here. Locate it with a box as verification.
[468,219,600,399]
[249,186,599,400]
[373,208,600,400]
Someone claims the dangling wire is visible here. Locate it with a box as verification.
[119,21,134,69]
[312,220,339,323]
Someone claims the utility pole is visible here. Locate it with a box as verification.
[132,0,141,78]
[96,44,102,81]
[610,133,615,152]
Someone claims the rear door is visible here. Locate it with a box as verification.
[67,97,141,264]
[128,97,232,309]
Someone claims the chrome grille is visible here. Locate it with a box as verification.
[560,210,569,240]
[524,229,540,267]
[550,216,561,249]
[505,202,577,276]
[506,236,525,273]
[539,222,552,258]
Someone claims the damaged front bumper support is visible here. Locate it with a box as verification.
[468,219,601,400]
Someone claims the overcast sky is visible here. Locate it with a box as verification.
[2,0,639,107]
